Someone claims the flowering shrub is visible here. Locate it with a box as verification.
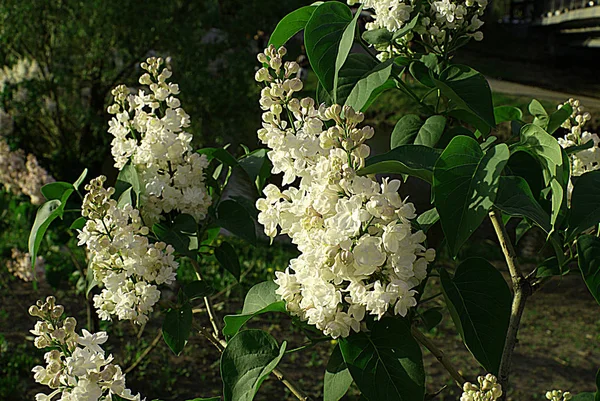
[25,0,600,400]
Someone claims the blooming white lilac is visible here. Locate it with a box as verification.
[78,176,178,325]
[6,248,45,282]
[107,57,211,226]
[255,45,435,338]
[29,296,143,401]
[0,58,42,92]
[348,0,487,60]
[460,374,502,401]
[546,390,573,401]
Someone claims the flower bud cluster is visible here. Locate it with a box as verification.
[546,390,572,401]
[0,58,42,92]
[348,0,486,60]
[255,46,434,339]
[6,247,45,282]
[107,57,211,226]
[0,136,55,205]
[29,296,143,401]
[460,374,502,401]
[78,176,178,325]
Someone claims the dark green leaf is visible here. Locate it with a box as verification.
[506,151,545,199]
[238,149,272,193]
[434,64,495,128]
[495,176,551,233]
[223,281,287,337]
[362,28,392,45]
[391,114,423,148]
[448,109,491,137]
[184,280,215,301]
[215,242,241,281]
[117,187,134,208]
[185,398,221,401]
[568,171,600,240]
[565,139,594,155]
[334,53,379,107]
[440,258,512,374]
[421,308,443,332]
[162,304,193,355]
[392,15,419,39]
[577,235,600,306]
[41,182,74,201]
[153,214,198,257]
[535,257,565,278]
[70,216,86,231]
[324,345,353,401]
[304,2,361,99]
[415,115,446,148]
[198,147,239,167]
[572,393,595,401]
[217,199,257,245]
[494,105,523,124]
[339,318,425,401]
[344,59,393,112]
[409,61,435,88]
[359,145,442,183]
[114,163,141,205]
[221,330,286,401]
[547,103,573,134]
[433,136,509,257]
[268,5,319,48]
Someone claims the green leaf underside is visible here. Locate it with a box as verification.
[221,330,286,401]
[223,281,286,337]
[162,304,193,355]
[344,59,393,112]
[547,103,573,134]
[324,345,353,401]
[577,235,600,306]
[433,136,509,257]
[495,176,551,233]
[268,5,319,48]
[238,148,272,193]
[359,145,442,183]
[569,171,600,240]
[339,318,425,401]
[416,207,439,233]
[494,105,523,124]
[440,258,512,374]
[184,280,214,301]
[217,199,257,245]
[215,241,241,281]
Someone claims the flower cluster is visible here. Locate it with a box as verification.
[255,45,434,338]
[6,247,45,282]
[546,390,573,401]
[107,57,211,226]
[0,136,55,205]
[0,58,42,92]
[460,374,502,401]
[78,176,178,325]
[348,0,486,60]
[29,296,143,401]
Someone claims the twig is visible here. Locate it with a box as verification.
[190,258,221,336]
[411,326,466,387]
[125,329,163,374]
[488,209,531,399]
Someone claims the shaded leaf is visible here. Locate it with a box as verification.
[344,59,393,112]
[268,5,319,48]
[577,235,600,306]
[494,105,523,124]
[163,304,193,355]
[217,199,257,245]
[324,345,353,401]
[495,176,551,233]
[568,171,600,240]
[359,145,442,183]
[215,241,241,281]
[184,280,215,301]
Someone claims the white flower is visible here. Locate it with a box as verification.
[461,374,502,401]
[77,330,108,355]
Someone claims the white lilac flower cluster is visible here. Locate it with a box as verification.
[255,45,435,339]
[29,296,143,401]
[77,176,178,325]
[0,136,55,205]
[107,57,211,226]
[347,0,486,60]
[0,58,42,92]
[546,390,573,401]
[460,374,502,401]
[6,247,45,282]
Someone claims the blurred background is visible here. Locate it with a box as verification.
[1,1,600,400]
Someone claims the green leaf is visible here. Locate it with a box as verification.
[339,318,425,401]
[185,398,221,401]
[528,99,548,129]
[434,64,495,128]
[238,149,272,193]
[268,5,319,48]
[324,345,353,401]
[184,280,215,301]
[223,281,287,337]
[73,168,88,191]
[198,147,239,168]
[568,171,600,240]
[114,163,141,204]
[515,124,565,230]
[433,136,509,257]
[572,393,595,401]
[440,258,512,374]
[565,139,594,155]
[362,28,392,45]
[409,61,436,88]
[41,182,74,201]
[117,187,134,208]
[415,115,446,148]
[416,207,439,233]
[494,105,522,124]
[217,199,257,245]
[392,14,419,39]
[391,114,423,148]
[535,257,564,278]
[333,53,379,106]
[577,235,600,306]
[448,109,491,137]
[359,145,442,183]
[547,103,573,134]
[70,216,86,231]
[421,308,443,332]
[153,214,198,258]
[304,2,361,100]
[495,176,551,233]
[215,241,241,281]
[344,59,393,112]
[221,330,286,401]
[505,150,545,199]
[162,304,193,355]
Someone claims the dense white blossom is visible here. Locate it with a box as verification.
[6,248,45,282]
[348,0,487,60]
[29,296,143,401]
[107,57,211,226]
[460,374,502,401]
[78,176,178,325]
[0,58,42,92]
[255,45,435,338]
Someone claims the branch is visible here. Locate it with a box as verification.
[488,209,531,399]
[190,258,221,336]
[411,326,466,387]
[125,329,163,374]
